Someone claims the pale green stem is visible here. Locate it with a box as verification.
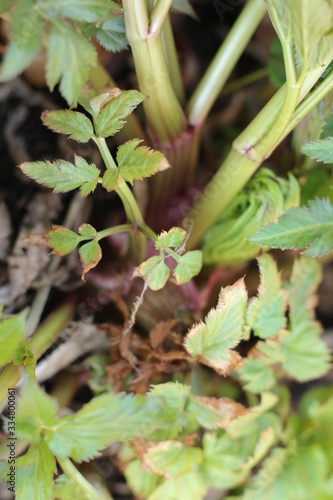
[150,0,173,34]
[186,63,333,249]
[221,68,268,96]
[56,456,113,500]
[123,0,186,143]
[162,14,185,105]
[93,137,146,260]
[188,0,267,126]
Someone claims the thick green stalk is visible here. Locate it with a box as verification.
[186,64,333,249]
[93,137,146,260]
[162,14,185,105]
[188,0,267,126]
[123,0,186,143]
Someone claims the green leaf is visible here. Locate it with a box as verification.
[187,395,247,430]
[79,239,102,279]
[148,471,207,500]
[41,110,94,143]
[94,90,144,138]
[124,460,160,500]
[46,22,97,105]
[78,223,98,239]
[96,16,129,52]
[251,198,333,257]
[47,226,81,255]
[117,139,170,183]
[185,278,248,376]
[173,250,203,285]
[133,256,170,291]
[19,155,100,196]
[16,381,58,442]
[142,441,203,479]
[37,0,119,22]
[239,358,276,394]
[16,441,56,500]
[267,38,285,88]
[302,138,333,164]
[0,0,43,80]
[102,168,119,191]
[0,309,27,366]
[243,445,329,500]
[44,393,154,461]
[246,254,286,339]
[155,228,187,250]
[54,475,83,500]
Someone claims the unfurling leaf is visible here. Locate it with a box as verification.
[185,279,248,376]
[41,110,94,143]
[155,228,187,250]
[94,90,144,138]
[202,169,299,265]
[47,226,81,255]
[302,137,333,164]
[19,156,100,197]
[117,139,170,183]
[251,198,333,257]
[0,309,28,366]
[246,254,286,339]
[79,239,102,279]
[173,251,203,285]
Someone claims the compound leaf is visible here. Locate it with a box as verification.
[19,156,100,196]
[246,254,286,339]
[95,16,129,52]
[251,198,333,257]
[42,110,94,143]
[95,91,144,138]
[184,279,248,376]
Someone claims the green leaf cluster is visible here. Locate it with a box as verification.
[201,169,299,265]
[0,0,127,104]
[134,228,202,290]
[184,254,330,390]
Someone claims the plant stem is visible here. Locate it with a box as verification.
[123,0,186,144]
[150,0,173,35]
[97,223,135,241]
[56,456,113,500]
[221,68,268,97]
[93,137,146,260]
[185,64,332,249]
[162,14,185,105]
[187,0,267,126]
